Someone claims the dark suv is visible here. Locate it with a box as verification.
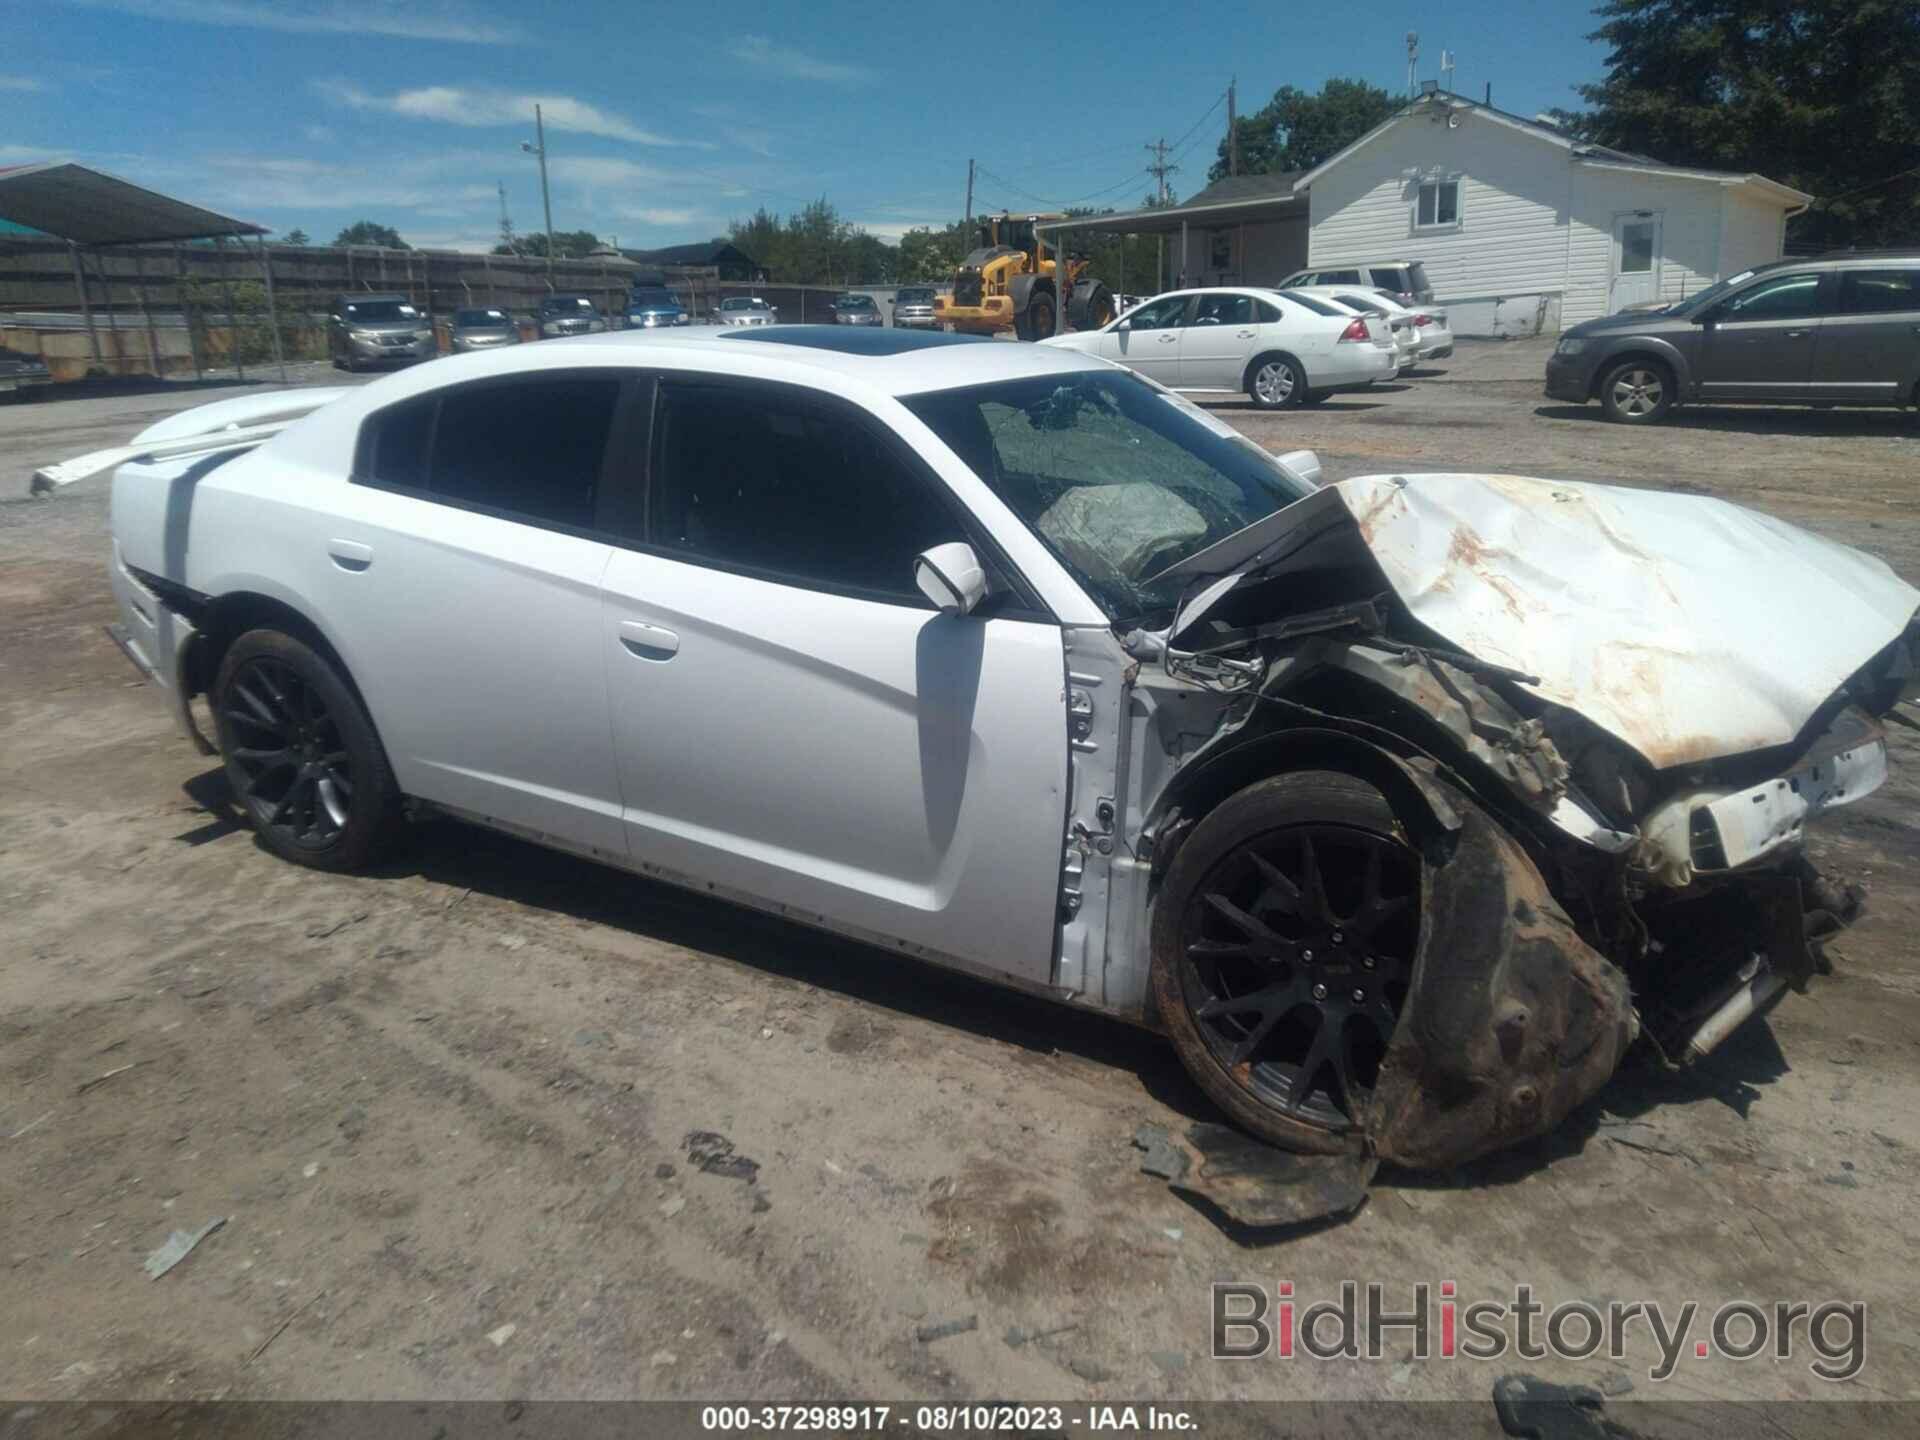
[1545,253,1920,423]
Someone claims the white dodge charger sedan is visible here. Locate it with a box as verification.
[1040,286,1398,408]
[65,324,1918,1196]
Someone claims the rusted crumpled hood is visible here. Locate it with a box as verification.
[1336,473,1919,767]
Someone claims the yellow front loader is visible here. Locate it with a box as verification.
[933,213,1115,341]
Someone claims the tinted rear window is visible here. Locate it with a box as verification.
[356,378,620,531]
[1838,270,1920,314]
[1276,289,1338,316]
[433,379,617,527]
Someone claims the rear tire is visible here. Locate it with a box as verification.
[1017,291,1057,342]
[1246,353,1306,409]
[1150,771,1420,1153]
[1598,358,1672,423]
[213,628,400,872]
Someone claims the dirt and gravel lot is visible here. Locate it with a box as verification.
[2,344,1917,1413]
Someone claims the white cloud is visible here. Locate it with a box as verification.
[0,75,47,92]
[726,35,871,85]
[849,218,948,243]
[302,124,335,143]
[320,81,708,148]
[614,205,704,227]
[54,1,519,45]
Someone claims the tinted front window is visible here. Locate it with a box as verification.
[1124,295,1189,330]
[424,378,618,528]
[651,384,960,601]
[454,308,508,326]
[897,288,935,303]
[1720,273,1820,321]
[1837,270,1920,315]
[903,370,1317,622]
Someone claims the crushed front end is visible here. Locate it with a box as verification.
[1123,471,1918,1175]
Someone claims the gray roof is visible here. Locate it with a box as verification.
[1181,170,1306,207]
[0,160,266,244]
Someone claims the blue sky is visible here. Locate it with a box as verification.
[2,0,1612,251]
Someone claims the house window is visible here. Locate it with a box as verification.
[1209,229,1233,271]
[1415,178,1460,229]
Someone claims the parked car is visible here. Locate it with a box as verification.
[716,296,777,328]
[831,293,883,326]
[447,307,520,354]
[0,345,53,398]
[892,286,938,329]
[72,327,1917,1200]
[1289,285,1455,367]
[327,293,436,372]
[1545,253,1920,423]
[1279,260,1434,307]
[537,294,607,339]
[628,285,688,329]
[1041,286,1398,407]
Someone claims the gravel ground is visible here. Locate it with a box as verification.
[2,343,1917,1411]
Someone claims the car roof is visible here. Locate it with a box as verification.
[442,324,1113,397]
[1292,259,1423,269]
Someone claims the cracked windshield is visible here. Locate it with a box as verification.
[905,371,1315,621]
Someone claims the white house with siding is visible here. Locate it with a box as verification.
[1294,92,1812,335]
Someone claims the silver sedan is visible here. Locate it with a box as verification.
[448,307,521,353]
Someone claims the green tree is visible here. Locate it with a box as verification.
[1550,1,1920,247]
[1209,78,1400,181]
[281,228,309,246]
[493,230,604,259]
[333,220,408,249]
[897,222,969,281]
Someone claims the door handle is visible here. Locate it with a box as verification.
[1158,333,1178,343]
[1235,329,1256,338]
[327,539,372,572]
[1783,330,1808,339]
[618,620,679,661]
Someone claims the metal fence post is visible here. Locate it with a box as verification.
[259,236,288,382]
[135,247,162,377]
[175,244,202,379]
[217,235,245,381]
[68,242,102,368]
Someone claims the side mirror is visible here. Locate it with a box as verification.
[914,542,987,616]
[1276,449,1324,487]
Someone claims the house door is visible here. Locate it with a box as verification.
[1610,214,1662,313]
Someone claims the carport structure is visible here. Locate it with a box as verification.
[1036,173,1308,334]
[0,160,281,380]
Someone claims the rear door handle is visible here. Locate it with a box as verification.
[1783,330,1809,339]
[327,539,372,572]
[1236,329,1256,338]
[618,620,679,661]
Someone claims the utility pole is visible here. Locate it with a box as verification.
[521,104,555,284]
[964,158,975,228]
[1227,79,1237,177]
[1146,138,1177,292]
[1145,138,1177,204]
